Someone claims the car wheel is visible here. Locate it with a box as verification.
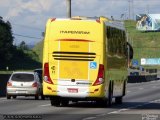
[35,95,39,100]
[7,95,11,99]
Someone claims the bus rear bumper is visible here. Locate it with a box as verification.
[43,84,107,99]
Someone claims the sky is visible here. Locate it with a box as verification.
[0,0,160,45]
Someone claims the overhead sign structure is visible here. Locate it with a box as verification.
[141,58,160,65]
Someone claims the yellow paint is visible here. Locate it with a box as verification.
[60,61,88,79]
[43,17,127,100]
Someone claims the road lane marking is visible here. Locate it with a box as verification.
[127,91,131,93]
[96,113,106,117]
[152,86,158,88]
[39,104,51,107]
[0,97,6,100]
[108,99,160,114]
[139,87,144,90]
[82,117,97,120]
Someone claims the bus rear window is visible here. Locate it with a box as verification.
[11,73,34,82]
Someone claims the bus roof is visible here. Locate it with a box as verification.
[48,17,125,31]
[104,21,125,31]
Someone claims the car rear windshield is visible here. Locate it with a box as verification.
[11,73,34,82]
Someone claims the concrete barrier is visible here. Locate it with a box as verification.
[128,75,158,83]
[0,74,11,97]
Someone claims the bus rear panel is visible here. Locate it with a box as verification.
[43,19,106,100]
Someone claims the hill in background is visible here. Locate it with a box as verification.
[125,20,160,68]
[33,40,43,63]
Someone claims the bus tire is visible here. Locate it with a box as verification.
[50,99,60,107]
[115,97,122,104]
[13,95,17,99]
[108,82,113,107]
[41,95,45,100]
[61,100,69,106]
[108,92,112,107]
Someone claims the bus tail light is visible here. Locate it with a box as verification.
[44,63,53,84]
[93,64,104,86]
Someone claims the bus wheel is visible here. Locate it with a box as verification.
[41,95,45,100]
[61,100,69,106]
[96,100,108,107]
[108,82,113,107]
[13,95,17,99]
[115,97,122,104]
[50,99,60,107]
[108,92,112,107]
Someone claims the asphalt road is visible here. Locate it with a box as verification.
[0,80,160,120]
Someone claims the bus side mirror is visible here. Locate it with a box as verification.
[125,42,133,60]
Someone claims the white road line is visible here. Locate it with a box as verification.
[152,86,158,88]
[127,91,131,93]
[139,87,144,90]
[96,113,106,117]
[108,99,160,115]
[39,104,51,107]
[82,117,97,120]
[0,99,12,103]
[0,97,6,100]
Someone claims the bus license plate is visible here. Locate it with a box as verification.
[67,88,78,93]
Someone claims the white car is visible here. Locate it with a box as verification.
[6,71,42,100]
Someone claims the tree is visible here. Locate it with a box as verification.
[0,18,14,69]
[19,41,28,50]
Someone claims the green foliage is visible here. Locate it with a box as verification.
[0,18,14,69]
[32,40,43,63]
[18,41,28,50]
[7,47,41,70]
[0,17,41,71]
[32,20,160,69]
[125,20,160,68]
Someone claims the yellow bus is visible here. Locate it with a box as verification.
[43,17,132,107]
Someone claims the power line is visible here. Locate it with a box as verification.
[12,23,44,31]
[13,33,42,40]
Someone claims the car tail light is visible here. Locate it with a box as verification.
[7,82,12,87]
[44,63,53,84]
[32,82,38,87]
[93,64,104,86]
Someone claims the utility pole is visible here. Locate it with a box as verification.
[66,0,71,18]
[128,0,130,20]
[147,4,149,14]
[132,0,134,20]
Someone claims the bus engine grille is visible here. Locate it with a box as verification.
[52,51,96,61]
